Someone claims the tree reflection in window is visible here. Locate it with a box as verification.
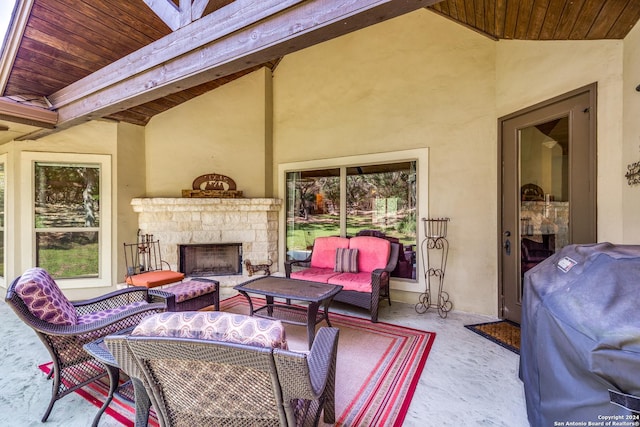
[286,161,417,280]
[34,163,100,278]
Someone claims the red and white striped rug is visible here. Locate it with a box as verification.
[40,295,436,427]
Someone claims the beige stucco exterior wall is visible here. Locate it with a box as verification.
[623,23,640,242]
[496,38,626,243]
[144,68,272,198]
[0,120,121,299]
[273,10,499,314]
[115,122,146,282]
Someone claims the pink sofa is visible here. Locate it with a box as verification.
[285,236,399,322]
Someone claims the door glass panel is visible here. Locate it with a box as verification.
[519,117,569,289]
[346,162,417,279]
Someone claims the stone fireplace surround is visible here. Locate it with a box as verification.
[131,197,281,291]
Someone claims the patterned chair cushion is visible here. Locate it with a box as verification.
[14,267,77,325]
[76,301,149,325]
[163,280,217,303]
[132,311,288,349]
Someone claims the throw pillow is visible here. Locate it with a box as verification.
[14,267,77,325]
[334,247,359,273]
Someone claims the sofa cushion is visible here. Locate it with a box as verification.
[15,267,77,325]
[132,311,288,349]
[334,248,359,273]
[290,267,340,283]
[310,236,350,269]
[328,272,377,293]
[349,236,391,273]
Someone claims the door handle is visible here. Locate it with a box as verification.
[503,231,511,255]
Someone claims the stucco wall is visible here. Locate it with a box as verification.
[1,121,121,299]
[273,10,498,314]
[623,22,640,243]
[115,122,146,282]
[144,68,272,198]
[496,38,625,243]
[273,9,635,314]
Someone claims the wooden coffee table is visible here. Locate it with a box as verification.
[234,276,342,348]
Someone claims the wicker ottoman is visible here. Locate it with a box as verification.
[160,279,220,312]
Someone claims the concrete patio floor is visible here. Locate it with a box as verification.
[0,288,529,426]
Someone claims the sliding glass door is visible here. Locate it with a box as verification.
[286,161,417,280]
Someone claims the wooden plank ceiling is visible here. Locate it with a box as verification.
[429,0,640,40]
[3,0,279,126]
[2,0,640,128]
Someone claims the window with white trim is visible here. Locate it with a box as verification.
[21,152,111,288]
[280,149,428,284]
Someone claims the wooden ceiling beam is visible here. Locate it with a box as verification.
[0,97,57,128]
[141,0,250,35]
[49,0,303,109]
[193,0,211,20]
[142,0,182,31]
[21,0,439,140]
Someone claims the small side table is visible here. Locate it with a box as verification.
[83,328,151,427]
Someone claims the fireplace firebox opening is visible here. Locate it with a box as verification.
[179,243,242,277]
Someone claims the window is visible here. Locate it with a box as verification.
[286,168,340,254]
[21,152,111,288]
[282,149,426,283]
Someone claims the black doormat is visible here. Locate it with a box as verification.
[465,320,520,355]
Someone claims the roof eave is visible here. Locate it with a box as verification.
[0,0,34,95]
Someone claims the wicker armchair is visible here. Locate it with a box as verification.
[5,267,167,422]
[105,311,339,427]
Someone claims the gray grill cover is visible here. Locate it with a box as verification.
[520,242,640,426]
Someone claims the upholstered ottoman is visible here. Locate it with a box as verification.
[159,278,220,312]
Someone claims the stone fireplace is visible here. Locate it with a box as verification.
[130,197,281,289]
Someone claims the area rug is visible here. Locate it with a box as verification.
[465,320,520,354]
[39,295,436,427]
[38,361,160,427]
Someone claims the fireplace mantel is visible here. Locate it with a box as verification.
[131,197,281,211]
[131,197,281,288]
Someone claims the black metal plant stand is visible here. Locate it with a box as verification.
[415,218,453,318]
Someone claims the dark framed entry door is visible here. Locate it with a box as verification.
[499,84,597,324]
